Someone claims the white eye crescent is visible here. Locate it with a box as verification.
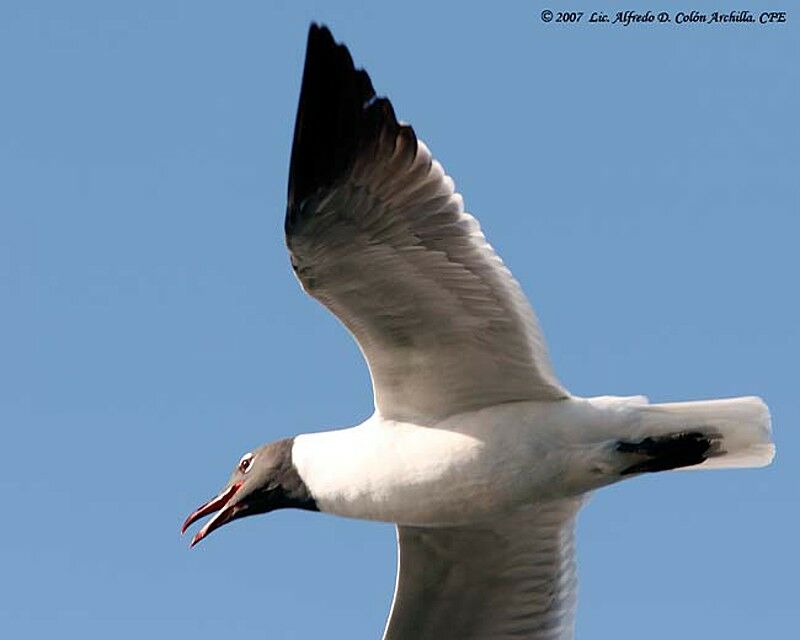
[238,452,254,473]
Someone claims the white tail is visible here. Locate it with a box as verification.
[636,396,774,469]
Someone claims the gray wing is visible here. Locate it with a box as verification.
[383,499,584,640]
[286,25,568,423]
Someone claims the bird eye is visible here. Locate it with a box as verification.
[238,452,254,473]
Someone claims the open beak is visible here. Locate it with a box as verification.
[181,481,243,547]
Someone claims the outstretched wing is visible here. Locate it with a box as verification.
[383,499,584,640]
[286,25,568,422]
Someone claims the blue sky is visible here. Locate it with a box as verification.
[1,1,797,638]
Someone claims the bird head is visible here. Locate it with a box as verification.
[181,438,317,547]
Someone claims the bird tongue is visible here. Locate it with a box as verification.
[181,482,243,544]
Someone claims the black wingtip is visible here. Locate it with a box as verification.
[285,23,415,233]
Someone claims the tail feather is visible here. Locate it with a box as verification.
[634,396,774,470]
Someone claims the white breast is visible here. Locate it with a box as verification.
[291,399,629,526]
[292,416,487,525]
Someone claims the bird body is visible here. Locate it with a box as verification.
[295,400,572,526]
[292,395,771,527]
[181,24,775,639]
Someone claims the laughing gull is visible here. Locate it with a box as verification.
[182,24,775,639]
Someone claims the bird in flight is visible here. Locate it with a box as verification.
[182,24,774,639]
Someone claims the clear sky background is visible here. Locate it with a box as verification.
[2,2,797,638]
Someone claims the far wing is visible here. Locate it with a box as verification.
[285,25,568,423]
[383,499,584,640]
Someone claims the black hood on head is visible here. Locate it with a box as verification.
[183,437,318,547]
[237,438,319,516]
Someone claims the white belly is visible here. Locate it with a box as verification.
[291,397,635,526]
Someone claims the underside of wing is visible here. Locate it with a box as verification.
[383,499,584,640]
[285,25,568,422]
